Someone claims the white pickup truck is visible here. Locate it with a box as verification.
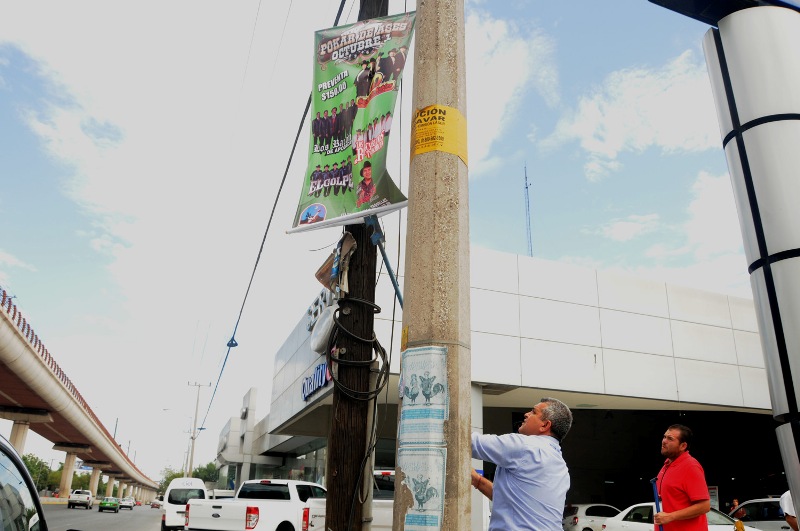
[184,479,326,531]
[306,470,394,530]
[67,489,93,509]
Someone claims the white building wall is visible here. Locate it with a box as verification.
[269,248,770,435]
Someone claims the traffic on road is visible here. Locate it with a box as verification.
[43,502,161,531]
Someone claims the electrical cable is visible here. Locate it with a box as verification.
[326,297,390,401]
[198,0,350,433]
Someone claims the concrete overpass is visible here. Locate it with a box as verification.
[0,287,158,500]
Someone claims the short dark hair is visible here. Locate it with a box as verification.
[668,424,693,448]
[540,397,572,442]
[360,161,372,177]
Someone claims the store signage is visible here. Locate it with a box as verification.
[307,288,335,331]
[301,362,331,401]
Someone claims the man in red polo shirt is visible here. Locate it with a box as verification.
[655,424,710,531]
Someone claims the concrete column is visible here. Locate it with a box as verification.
[240,462,251,484]
[105,478,114,498]
[59,452,77,496]
[9,421,30,453]
[118,481,125,498]
[89,469,101,498]
[703,5,800,511]
[470,385,487,531]
[398,1,471,530]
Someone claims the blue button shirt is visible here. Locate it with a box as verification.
[472,432,569,531]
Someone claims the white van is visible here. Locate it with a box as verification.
[161,477,207,531]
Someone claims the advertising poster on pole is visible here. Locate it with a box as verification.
[289,12,416,233]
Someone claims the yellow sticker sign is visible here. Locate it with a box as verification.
[410,104,468,166]
[401,326,408,352]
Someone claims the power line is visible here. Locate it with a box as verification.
[524,163,533,257]
[199,0,350,432]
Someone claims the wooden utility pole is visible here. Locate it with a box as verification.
[324,3,386,530]
[394,0,471,530]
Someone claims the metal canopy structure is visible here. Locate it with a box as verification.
[649,0,800,25]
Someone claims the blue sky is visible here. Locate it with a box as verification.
[0,0,748,478]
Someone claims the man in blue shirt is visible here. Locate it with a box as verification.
[471,397,572,531]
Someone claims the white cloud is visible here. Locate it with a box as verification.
[0,250,36,294]
[0,0,343,478]
[0,249,35,270]
[543,50,720,180]
[591,213,661,242]
[465,9,559,179]
[574,170,748,296]
[584,157,621,182]
[684,170,743,260]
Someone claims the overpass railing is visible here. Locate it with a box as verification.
[0,286,150,480]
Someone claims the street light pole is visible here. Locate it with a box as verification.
[187,381,210,478]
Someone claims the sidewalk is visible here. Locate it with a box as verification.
[40,497,69,505]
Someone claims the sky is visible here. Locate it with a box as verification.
[0,0,751,481]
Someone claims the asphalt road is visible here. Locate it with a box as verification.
[42,503,163,531]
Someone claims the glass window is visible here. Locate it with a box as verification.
[296,485,312,502]
[563,506,579,518]
[238,483,290,500]
[739,502,783,522]
[0,446,43,531]
[373,474,395,500]
[623,506,653,524]
[310,486,326,499]
[168,488,206,505]
[587,505,619,517]
[708,508,735,526]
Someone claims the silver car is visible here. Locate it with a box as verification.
[603,502,762,531]
[563,503,621,531]
[729,498,788,531]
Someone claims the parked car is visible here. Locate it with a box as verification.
[728,498,788,531]
[603,502,762,531]
[98,496,121,513]
[0,434,50,530]
[120,496,135,509]
[564,503,621,531]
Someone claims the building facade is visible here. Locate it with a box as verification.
[214,248,783,514]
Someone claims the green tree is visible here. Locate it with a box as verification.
[21,454,50,492]
[193,462,219,483]
[47,470,61,492]
[71,472,90,490]
[159,467,184,494]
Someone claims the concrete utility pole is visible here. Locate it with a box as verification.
[394,0,471,530]
[187,381,209,478]
[324,3,386,529]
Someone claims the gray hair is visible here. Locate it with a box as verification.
[540,397,573,442]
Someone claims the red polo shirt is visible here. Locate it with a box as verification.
[656,451,709,531]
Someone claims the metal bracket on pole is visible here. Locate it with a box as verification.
[364,215,403,309]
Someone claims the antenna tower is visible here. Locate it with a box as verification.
[524,164,533,257]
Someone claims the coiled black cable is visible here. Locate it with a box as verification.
[325,297,390,401]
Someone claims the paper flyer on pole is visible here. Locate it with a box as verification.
[289,12,416,233]
[398,346,448,446]
[397,446,446,531]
